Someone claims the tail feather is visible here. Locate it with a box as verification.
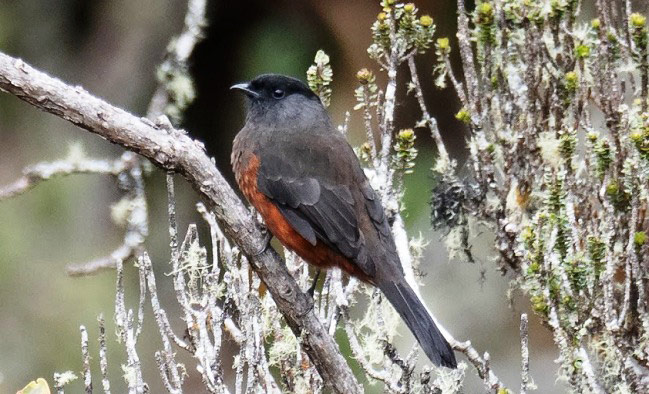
[379,280,457,368]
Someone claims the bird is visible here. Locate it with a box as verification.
[230,73,456,368]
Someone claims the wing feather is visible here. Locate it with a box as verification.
[257,159,362,261]
[255,136,392,280]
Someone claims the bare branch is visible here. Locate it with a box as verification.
[520,313,531,394]
[97,315,111,394]
[66,151,148,276]
[147,0,207,121]
[0,157,122,200]
[407,56,449,164]
[66,244,134,276]
[451,340,504,390]
[80,325,92,394]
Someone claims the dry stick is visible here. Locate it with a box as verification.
[150,3,207,375]
[452,340,504,390]
[595,0,613,32]
[67,244,135,276]
[520,313,530,394]
[80,325,92,394]
[146,0,207,118]
[379,10,399,163]
[367,46,500,382]
[359,83,378,161]
[0,51,361,394]
[443,54,468,110]
[146,2,229,387]
[97,315,111,394]
[196,202,245,345]
[144,254,191,350]
[114,257,147,393]
[616,193,641,329]
[196,203,221,278]
[576,347,604,394]
[0,158,126,200]
[482,352,492,392]
[135,261,147,339]
[166,173,180,262]
[407,56,449,163]
[165,182,197,336]
[343,312,403,394]
[155,352,180,393]
[140,253,184,392]
[66,151,148,276]
[53,372,78,394]
[456,0,480,116]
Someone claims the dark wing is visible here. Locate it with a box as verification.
[257,151,375,275]
[360,178,401,275]
[254,121,405,279]
[361,182,392,239]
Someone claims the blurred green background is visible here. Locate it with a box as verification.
[0,0,617,392]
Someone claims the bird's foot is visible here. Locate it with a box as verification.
[249,211,272,257]
[251,227,272,257]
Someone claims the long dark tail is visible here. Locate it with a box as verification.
[378,280,457,368]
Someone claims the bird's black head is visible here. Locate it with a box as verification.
[231,74,330,131]
[230,74,320,103]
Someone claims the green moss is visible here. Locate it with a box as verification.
[527,262,541,275]
[531,295,549,315]
[419,15,433,27]
[356,68,373,85]
[393,129,418,175]
[565,257,588,292]
[606,181,631,211]
[564,71,578,92]
[575,44,591,58]
[559,133,577,159]
[631,13,647,29]
[605,181,619,196]
[436,37,450,51]
[455,108,471,124]
[591,18,601,30]
[474,2,495,45]
[475,3,494,25]
[594,139,612,178]
[521,226,535,244]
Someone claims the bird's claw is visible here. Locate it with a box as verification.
[252,228,272,257]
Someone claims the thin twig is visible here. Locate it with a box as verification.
[452,340,504,390]
[97,315,111,394]
[520,313,530,394]
[0,158,127,200]
[66,151,148,276]
[407,56,450,164]
[140,253,185,392]
[80,325,92,394]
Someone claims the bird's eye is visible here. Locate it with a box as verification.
[272,89,285,99]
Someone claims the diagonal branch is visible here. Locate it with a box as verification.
[0,51,361,394]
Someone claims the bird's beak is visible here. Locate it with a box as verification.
[230,83,259,98]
